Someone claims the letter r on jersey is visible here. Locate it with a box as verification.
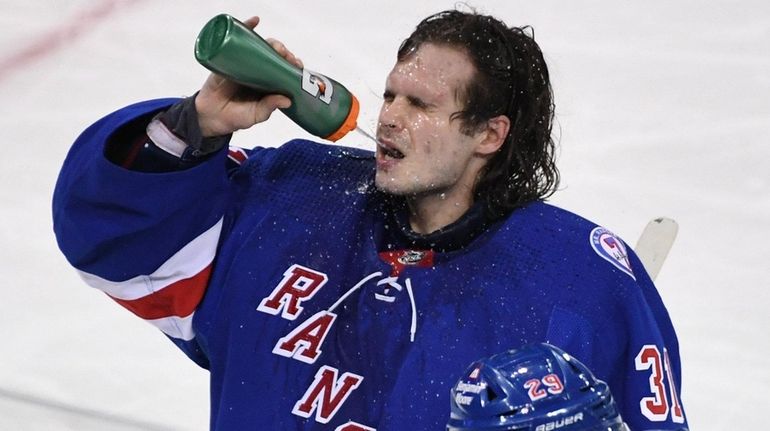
[258,264,328,320]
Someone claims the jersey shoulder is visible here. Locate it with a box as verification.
[494,201,641,283]
[229,140,378,226]
[240,139,374,186]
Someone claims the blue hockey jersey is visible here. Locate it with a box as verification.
[53,99,688,430]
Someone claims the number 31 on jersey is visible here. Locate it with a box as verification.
[635,345,685,424]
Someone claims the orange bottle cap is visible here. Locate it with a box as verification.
[325,95,359,142]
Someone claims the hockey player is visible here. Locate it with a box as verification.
[53,9,688,431]
[447,343,630,431]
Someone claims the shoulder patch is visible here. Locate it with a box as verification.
[590,227,635,280]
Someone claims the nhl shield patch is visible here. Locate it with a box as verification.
[590,227,635,280]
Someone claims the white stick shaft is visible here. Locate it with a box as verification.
[634,217,679,281]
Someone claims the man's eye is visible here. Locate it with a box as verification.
[408,97,429,109]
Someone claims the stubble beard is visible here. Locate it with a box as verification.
[375,168,449,200]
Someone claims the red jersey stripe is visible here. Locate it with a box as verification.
[108,265,212,320]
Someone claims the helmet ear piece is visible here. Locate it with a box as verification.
[447,343,627,431]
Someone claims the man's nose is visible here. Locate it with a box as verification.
[378,99,405,131]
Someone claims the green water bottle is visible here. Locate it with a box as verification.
[194,14,359,142]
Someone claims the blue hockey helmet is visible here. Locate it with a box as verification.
[447,343,628,431]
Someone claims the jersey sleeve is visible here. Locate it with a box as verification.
[621,249,688,430]
[545,230,688,431]
[52,98,235,368]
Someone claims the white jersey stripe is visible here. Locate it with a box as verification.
[77,219,223,300]
[148,312,196,341]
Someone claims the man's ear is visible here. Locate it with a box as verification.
[475,114,510,156]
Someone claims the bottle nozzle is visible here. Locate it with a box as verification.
[324,95,359,142]
[354,126,377,146]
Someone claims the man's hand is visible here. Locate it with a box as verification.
[195,16,304,137]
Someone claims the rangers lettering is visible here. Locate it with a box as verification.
[258,264,328,320]
[335,421,376,431]
[292,366,363,424]
[273,311,337,364]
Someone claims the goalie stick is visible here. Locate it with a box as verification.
[634,217,679,281]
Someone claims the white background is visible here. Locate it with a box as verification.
[1,0,768,429]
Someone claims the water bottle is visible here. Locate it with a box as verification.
[194,14,359,142]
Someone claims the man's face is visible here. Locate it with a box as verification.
[375,43,484,201]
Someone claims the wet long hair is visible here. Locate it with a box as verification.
[398,10,559,219]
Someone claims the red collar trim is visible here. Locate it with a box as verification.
[378,250,435,277]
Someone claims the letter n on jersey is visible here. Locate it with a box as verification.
[292,366,363,424]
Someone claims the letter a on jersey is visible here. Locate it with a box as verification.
[273,311,337,364]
